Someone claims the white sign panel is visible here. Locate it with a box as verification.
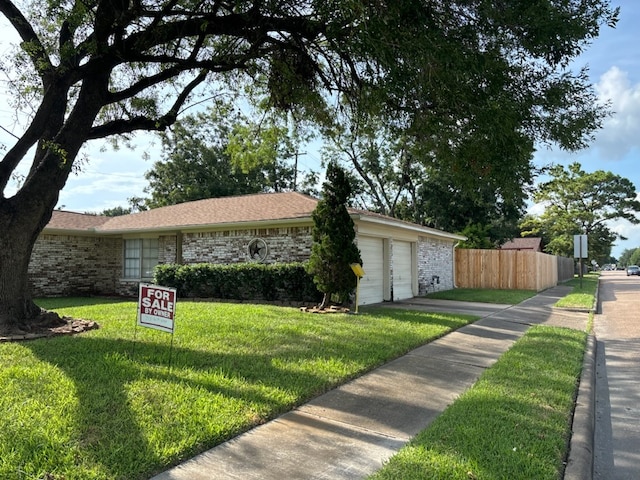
[573,234,588,258]
[137,284,177,333]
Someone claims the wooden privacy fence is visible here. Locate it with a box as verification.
[455,249,575,292]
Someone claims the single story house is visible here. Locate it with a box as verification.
[29,192,466,305]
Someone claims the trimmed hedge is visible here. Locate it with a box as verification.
[154,262,323,303]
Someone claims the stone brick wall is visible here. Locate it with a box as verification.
[159,234,178,264]
[182,227,313,264]
[29,234,122,297]
[417,236,456,295]
[31,227,458,299]
[111,228,314,298]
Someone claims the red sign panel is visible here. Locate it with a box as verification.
[137,284,177,333]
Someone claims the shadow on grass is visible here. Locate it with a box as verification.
[22,335,329,479]
[362,307,477,329]
[15,301,475,479]
[376,395,572,480]
[36,296,135,310]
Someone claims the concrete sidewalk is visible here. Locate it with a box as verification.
[151,285,589,480]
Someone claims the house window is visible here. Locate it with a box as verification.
[124,238,159,279]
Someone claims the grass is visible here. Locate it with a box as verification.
[555,273,599,309]
[0,298,476,480]
[369,325,588,480]
[425,288,537,305]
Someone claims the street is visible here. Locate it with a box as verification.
[594,271,640,479]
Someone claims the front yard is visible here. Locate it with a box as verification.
[0,299,475,480]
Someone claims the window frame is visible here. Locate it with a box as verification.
[123,237,159,280]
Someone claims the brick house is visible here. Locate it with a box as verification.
[29,192,465,305]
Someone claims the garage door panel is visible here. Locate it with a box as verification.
[394,241,413,300]
[358,237,384,305]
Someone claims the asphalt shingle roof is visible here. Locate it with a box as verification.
[45,210,111,231]
[500,237,543,251]
[46,192,319,233]
[97,192,319,232]
[44,192,466,241]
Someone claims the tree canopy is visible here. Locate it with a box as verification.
[314,0,618,239]
[140,104,298,209]
[0,0,620,330]
[618,247,640,267]
[520,162,640,264]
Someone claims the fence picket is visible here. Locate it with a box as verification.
[455,249,574,291]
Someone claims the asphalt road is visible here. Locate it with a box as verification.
[594,271,640,479]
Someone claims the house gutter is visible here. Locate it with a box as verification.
[453,241,462,288]
[89,217,315,236]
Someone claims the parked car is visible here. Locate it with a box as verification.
[626,265,640,276]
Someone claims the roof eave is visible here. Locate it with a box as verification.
[94,216,315,235]
[351,213,467,241]
[41,227,101,236]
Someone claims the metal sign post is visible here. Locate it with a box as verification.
[573,235,588,289]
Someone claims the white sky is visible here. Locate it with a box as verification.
[2,2,640,259]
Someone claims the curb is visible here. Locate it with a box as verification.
[564,333,596,480]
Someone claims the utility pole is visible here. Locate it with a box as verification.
[290,150,306,191]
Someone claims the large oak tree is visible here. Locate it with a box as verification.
[0,0,619,332]
[520,162,640,264]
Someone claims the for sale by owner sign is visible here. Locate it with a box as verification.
[137,284,177,333]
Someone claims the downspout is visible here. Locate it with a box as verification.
[453,241,461,288]
[176,231,183,264]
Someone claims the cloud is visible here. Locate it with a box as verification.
[57,139,156,212]
[609,219,640,257]
[592,66,640,159]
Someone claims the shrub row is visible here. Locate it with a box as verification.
[154,262,323,303]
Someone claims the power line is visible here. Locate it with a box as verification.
[0,124,19,139]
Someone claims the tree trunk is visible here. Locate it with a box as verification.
[0,71,109,334]
[0,228,40,333]
[0,198,64,334]
[318,292,330,309]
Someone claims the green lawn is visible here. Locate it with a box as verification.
[0,299,476,480]
[425,288,537,305]
[369,325,587,480]
[555,273,599,309]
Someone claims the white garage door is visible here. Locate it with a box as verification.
[393,241,414,300]
[358,236,385,305]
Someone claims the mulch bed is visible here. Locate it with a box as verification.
[0,313,99,342]
[299,305,351,314]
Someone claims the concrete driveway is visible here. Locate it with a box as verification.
[385,296,513,318]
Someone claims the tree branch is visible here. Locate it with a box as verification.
[0,80,71,192]
[0,0,54,85]
[119,11,325,62]
[87,70,209,139]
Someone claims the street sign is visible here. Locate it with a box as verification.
[137,283,177,333]
[573,235,588,258]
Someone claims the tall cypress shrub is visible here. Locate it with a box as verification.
[307,162,362,308]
